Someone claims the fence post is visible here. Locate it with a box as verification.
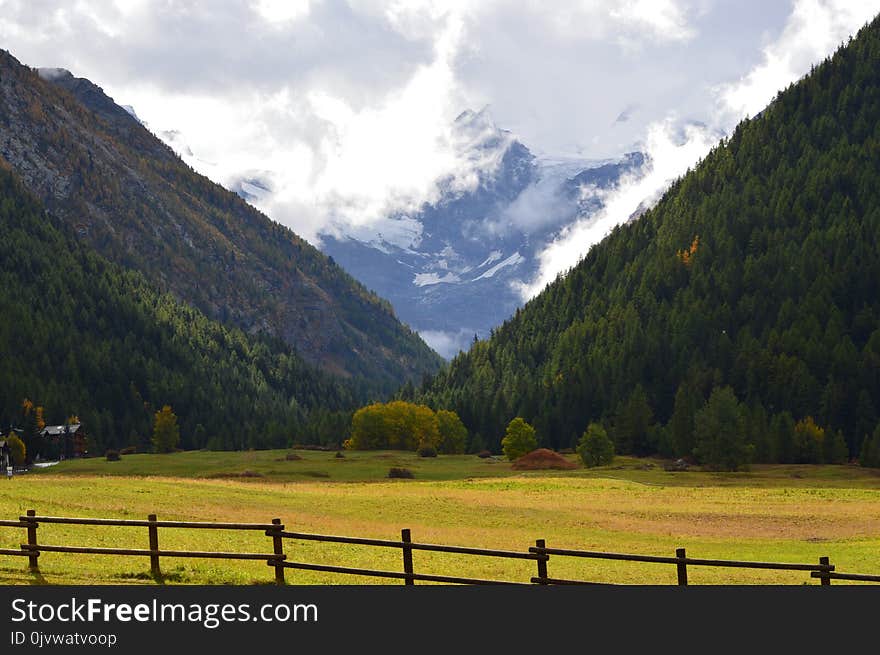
[676,547,688,586]
[25,509,38,572]
[401,529,414,586]
[271,518,285,585]
[535,539,549,585]
[147,514,161,578]
[819,557,831,586]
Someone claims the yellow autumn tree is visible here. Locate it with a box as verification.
[349,401,440,451]
[152,406,180,454]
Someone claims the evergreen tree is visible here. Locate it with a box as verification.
[860,423,880,468]
[612,385,655,456]
[770,412,796,464]
[669,381,698,458]
[693,387,752,471]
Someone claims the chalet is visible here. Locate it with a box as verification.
[39,424,87,459]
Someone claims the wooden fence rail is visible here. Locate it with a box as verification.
[0,509,875,585]
[528,544,836,586]
[277,528,544,585]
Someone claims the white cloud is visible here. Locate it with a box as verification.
[252,0,312,25]
[520,0,880,300]
[418,328,478,359]
[519,120,718,298]
[610,0,696,44]
[718,0,880,121]
[3,0,879,308]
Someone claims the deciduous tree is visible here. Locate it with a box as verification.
[501,418,537,461]
[152,405,180,453]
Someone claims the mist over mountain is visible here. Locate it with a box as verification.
[170,106,642,358]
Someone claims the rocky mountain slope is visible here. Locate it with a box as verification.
[0,51,442,392]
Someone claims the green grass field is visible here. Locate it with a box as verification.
[0,450,877,586]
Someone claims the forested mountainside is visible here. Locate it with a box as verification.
[419,18,880,459]
[0,166,355,455]
[0,51,442,392]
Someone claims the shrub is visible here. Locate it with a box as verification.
[388,467,414,479]
[105,449,121,462]
[334,451,345,459]
[120,446,137,455]
[501,418,537,461]
[577,423,615,468]
[417,444,438,458]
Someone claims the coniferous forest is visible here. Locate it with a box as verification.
[1,16,880,470]
[418,18,880,466]
[0,166,357,456]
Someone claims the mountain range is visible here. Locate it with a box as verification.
[419,15,880,459]
[0,51,442,391]
[318,108,645,357]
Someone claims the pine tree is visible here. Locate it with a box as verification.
[693,387,752,471]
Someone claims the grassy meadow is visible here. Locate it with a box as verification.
[0,450,877,585]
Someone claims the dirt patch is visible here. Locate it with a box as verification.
[512,449,578,471]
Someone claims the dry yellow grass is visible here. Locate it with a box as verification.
[0,473,877,585]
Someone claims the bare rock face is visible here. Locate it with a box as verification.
[0,50,441,392]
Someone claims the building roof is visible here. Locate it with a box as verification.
[40,424,82,437]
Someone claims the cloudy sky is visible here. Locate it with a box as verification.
[2,0,878,300]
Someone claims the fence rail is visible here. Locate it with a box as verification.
[0,509,876,586]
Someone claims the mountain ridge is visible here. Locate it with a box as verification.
[0,50,442,392]
[419,17,880,457]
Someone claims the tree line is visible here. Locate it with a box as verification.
[416,17,880,467]
[0,167,360,455]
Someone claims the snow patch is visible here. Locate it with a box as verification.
[477,250,503,268]
[413,271,461,287]
[471,252,524,281]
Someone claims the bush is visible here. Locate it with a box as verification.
[501,418,538,461]
[577,423,615,468]
[334,451,345,459]
[120,446,137,455]
[388,467,414,479]
[105,449,121,461]
[417,444,437,458]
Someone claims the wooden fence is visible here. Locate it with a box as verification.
[2,509,878,585]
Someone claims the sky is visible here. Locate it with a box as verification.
[2,0,879,302]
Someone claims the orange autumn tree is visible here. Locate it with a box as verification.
[676,235,699,267]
